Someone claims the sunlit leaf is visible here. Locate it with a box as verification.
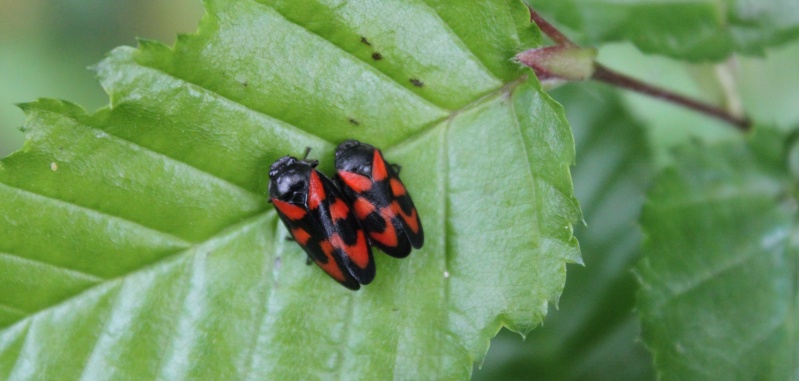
[0,0,580,379]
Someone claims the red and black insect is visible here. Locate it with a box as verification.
[268,151,375,290]
[334,140,424,258]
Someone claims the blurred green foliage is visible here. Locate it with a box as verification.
[0,0,204,158]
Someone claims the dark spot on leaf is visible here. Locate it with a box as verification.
[242,81,248,87]
[410,78,424,87]
[360,36,371,46]
[371,52,383,60]
[348,118,360,126]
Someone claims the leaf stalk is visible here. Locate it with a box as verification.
[525,6,752,131]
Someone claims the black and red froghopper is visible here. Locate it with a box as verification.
[334,140,424,259]
[268,154,375,290]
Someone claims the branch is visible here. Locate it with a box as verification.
[526,6,752,131]
[592,65,751,130]
[528,7,575,47]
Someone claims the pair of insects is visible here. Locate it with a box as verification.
[268,140,424,290]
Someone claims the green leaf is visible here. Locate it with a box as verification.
[525,0,799,61]
[0,0,581,379]
[636,129,798,380]
[476,83,655,380]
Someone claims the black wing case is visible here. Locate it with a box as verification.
[306,169,375,286]
[271,169,375,289]
[385,163,424,250]
[336,145,424,258]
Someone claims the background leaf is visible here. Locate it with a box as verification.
[0,0,581,379]
[636,129,798,380]
[525,0,799,61]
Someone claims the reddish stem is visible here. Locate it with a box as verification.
[527,5,752,131]
[592,65,751,131]
[528,7,575,47]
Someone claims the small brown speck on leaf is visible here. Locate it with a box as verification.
[360,36,371,46]
[371,52,383,60]
[410,78,424,87]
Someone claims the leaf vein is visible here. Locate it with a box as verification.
[4,320,32,380]
[1,213,272,339]
[385,76,528,153]
[0,251,104,283]
[0,303,27,317]
[37,107,261,201]
[242,214,280,381]
[661,247,762,307]
[737,311,787,361]
[335,293,356,381]
[508,81,541,247]
[76,285,127,381]
[442,107,453,346]
[0,182,190,249]
[130,57,336,148]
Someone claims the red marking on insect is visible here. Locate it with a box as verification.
[352,197,376,220]
[317,240,346,282]
[307,170,326,210]
[292,228,311,245]
[370,209,399,247]
[338,171,373,193]
[329,198,350,221]
[401,208,420,234]
[329,234,346,251]
[330,232,370,269]
[388,200,420,235]
[371,149,388,181]
[390,178,406,197]
[352,230,370,269]
[272,199,307,220]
